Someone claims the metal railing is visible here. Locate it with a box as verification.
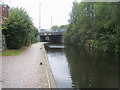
[40,29,66,33]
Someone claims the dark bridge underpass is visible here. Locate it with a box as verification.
[40,29,66,44]
[40,35,62,44]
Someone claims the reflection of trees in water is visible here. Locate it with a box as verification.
[64,45,118,88]
[46,48,63,56]
[118,55,120,88]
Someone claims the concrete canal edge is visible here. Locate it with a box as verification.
[42,43,57,88]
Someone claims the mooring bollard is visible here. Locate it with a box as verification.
[40,61,43,65]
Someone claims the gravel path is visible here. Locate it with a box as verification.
[2,42,53,88]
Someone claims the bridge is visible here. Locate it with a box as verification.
[39,29,66,44]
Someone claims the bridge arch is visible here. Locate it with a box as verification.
[39,29,66,44]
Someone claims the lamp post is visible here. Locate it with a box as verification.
[39,3,41,32]
[51,16,52,29]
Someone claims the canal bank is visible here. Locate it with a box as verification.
[2,42,56,88]
[42,43,57,88]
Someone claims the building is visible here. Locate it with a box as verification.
[0,3,9,50]
[0,3,2,24]
[0,3,9,24]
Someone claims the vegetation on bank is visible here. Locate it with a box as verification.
[2,7,39,49]
[51,25,68,29]
[63,2,120,53]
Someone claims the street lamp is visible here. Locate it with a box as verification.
[39,3,41,32]
[51,16,52,28]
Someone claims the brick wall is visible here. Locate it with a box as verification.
[0,4,9,24]
[2,5,9,18]
[0,4,9,50]
[0,5,2,24]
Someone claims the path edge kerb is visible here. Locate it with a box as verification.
[42,43,57,88]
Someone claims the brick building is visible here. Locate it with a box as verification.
[0,3,9,50]
[0,4,9,24]
[0,4,2,24]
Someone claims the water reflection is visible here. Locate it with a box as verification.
[46,45,118,88]
[64,45,118,88]
[47,48,72,88]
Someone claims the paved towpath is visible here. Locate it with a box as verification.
[2,42,53,88]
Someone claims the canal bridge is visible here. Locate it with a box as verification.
[39,29,66,44]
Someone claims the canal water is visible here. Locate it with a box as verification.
[46,45,119,88]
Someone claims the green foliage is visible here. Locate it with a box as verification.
[51,25,59,29]
[51,25,68,29]
[64,2,120,53]
[59,25,68,29]
[2,7,39,49]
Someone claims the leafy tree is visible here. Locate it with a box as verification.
[2,7,38,49]
[51,25,59,29]
[64,2,120,53]
[93,2,120,52]
[59,25,68,29]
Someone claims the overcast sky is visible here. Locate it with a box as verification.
[2,0,117,29]
[3,0,75,29]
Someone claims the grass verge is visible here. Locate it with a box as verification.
[0,49,23,56]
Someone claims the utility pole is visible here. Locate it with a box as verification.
[51,16,52,29]
[39,3,41,31]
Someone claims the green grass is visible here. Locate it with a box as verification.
[0,49,23,56]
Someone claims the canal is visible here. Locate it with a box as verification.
[46,45,119,88]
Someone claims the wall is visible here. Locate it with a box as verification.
[0,4,2,24]
[0,4,9,51]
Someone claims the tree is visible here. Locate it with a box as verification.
[59,25,68,29]
[51,25,59,29]
[93,2,120,51]
[64,2,120,53]
[2,7,38,49]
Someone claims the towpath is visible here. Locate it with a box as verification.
[2,42,55,88]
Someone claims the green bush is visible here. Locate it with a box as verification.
[2,7,39,49]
